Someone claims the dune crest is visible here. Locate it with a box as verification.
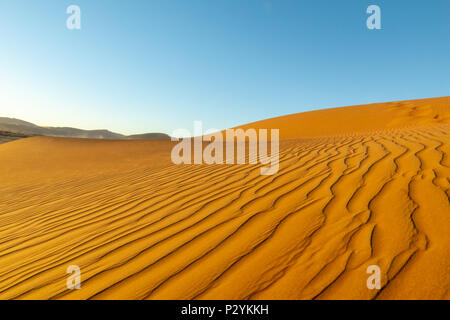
[237,97,450,138]
[0,97,449,300]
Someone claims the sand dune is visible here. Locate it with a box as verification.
[0,97,449,300]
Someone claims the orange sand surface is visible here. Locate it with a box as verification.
[0,97,449,299]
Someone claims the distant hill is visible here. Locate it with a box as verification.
[0,117,170,141]
[0,130,34,144]
[126,133,171,140]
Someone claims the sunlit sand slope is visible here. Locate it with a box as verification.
[0,97,449,300]
[238,97,450,138]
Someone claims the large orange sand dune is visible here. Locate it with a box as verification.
[0,97,449,299]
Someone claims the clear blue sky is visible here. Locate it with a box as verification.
[1,0,449,135]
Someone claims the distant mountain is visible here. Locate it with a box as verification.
[0,117,170,140]
[0,130,33,144]
[126,133,171,140]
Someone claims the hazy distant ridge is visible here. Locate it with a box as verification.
[0,117,170,140]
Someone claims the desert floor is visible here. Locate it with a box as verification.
[0,97,449,299]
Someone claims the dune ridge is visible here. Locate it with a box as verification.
[0,97,449,300]
[237,96,450,138]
